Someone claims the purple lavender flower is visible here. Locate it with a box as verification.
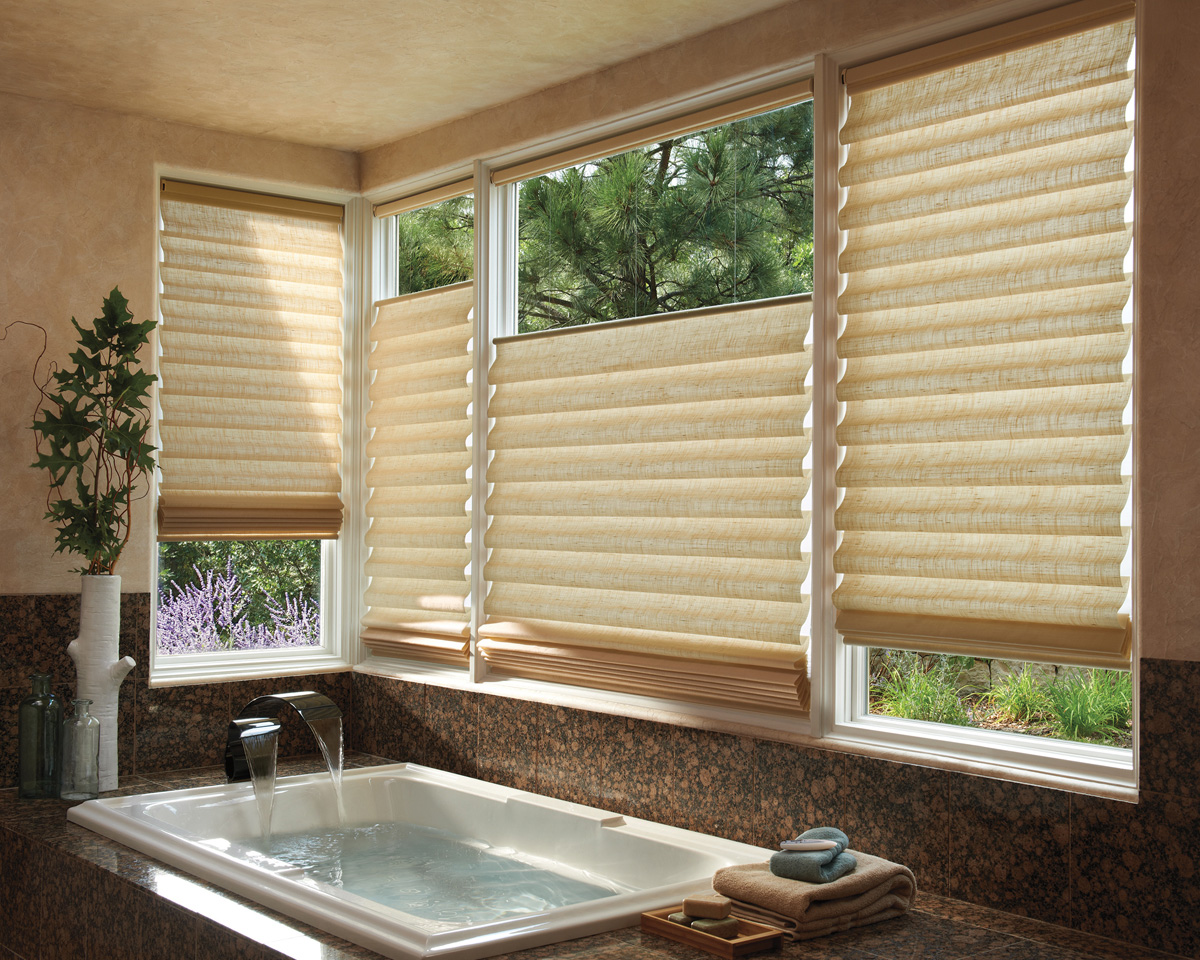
[157,559,320,654]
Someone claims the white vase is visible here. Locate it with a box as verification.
[67,575,136,792]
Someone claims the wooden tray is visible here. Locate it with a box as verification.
[641,906,785,958]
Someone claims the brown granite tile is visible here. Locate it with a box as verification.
[86,866,144,960]
[911,892,1182,960]
[833,910,1023,959]
[136,886,201,960]
[592,713,677,823]
[136,678,230,773]
[476,694,538,793]
[947,773,1071,923]
[197,922,289,960]
[537,705,677,822]
[349,673,424,763]
[0,688,18,789]
[968,942,1109,960]
[537,704,610,807]
[674,725,761,845]
[0,594,78,690]
[1140,657,1200,800]
[423,684,480,778]
[1071,789,1200,957]
[227,672,354,761]
[757,741,950,895]
[780,940,882,960]
[119,591,151,680]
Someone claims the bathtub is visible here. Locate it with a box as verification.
[68,763,769,960]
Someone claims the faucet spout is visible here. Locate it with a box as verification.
[225,691,342,782]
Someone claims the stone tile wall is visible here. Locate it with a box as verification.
[0,594,352,782]
[351,663,1200,959]
[4,593,1198,956]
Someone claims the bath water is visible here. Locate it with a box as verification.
[306,715,346,825]
[242,821,624,925]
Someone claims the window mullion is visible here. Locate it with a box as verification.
[470,163,517,682]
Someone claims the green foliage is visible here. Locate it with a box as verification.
[158,539,321,626]
[1047,670,1133,742]
[388,103,815,329]
[871,651,971,727]
[517,101,814,331]
[30,288,157,574]
[395,196,475,294]
[986,667,1052,723]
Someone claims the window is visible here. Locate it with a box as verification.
[151,180,350,683]
[826,1,1135,777]
[360,192,477,666]
[362,0,1136,789]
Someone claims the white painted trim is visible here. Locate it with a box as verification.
[821,4,1138,795]
[148,171,356,687]
[471,165,517,683]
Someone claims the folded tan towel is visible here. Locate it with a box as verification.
[712,851,916,941]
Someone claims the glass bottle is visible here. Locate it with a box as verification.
[18,673,62,799]
[60,698,101,801]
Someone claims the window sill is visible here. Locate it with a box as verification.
[355,656,1137,802]
[149,647,354,688]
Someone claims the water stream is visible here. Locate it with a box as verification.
[242,730,278,840]
[307,715,346,825]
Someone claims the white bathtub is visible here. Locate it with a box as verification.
[68,763,769,959]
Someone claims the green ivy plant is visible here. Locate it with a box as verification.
[30,288,157,575]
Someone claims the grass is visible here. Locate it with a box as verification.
[871,652,971,726]
[1046,670,1133,742]
[868,652,1133,748]
[986,668,1051,724]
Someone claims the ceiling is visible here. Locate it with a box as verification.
[0,0,793,152]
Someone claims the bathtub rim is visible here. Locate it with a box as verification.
[67,762,770,960]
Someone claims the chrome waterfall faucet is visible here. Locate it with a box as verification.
[225,691,342,782]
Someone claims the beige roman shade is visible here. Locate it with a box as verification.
[157,180,345,541]
[478,296,813,715]
[833,8,1135,668]
[360,282,474,665]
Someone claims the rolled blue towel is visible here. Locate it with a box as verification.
[770,848,858,883]
[770,827,856,883]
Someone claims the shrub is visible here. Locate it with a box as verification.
[157,560,319,654]
[872,652,971,726]
[986,667,1051,723]
[1047,670,1132,742]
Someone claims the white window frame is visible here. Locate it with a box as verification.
[147,174,367,687]
[362,0,1139,798]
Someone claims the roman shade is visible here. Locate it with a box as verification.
[156,180,346,541]
[360,282,475,665]
[478,296,813,715]
[833,5,1135,668]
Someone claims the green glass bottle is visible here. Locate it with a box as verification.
[18,673,63,799]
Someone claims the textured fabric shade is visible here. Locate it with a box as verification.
[479,296,813,714]
[157,180,345,541]
[833,14,1135,669]
[361,282,474,663]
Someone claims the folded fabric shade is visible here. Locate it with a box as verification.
[713,853,916,940]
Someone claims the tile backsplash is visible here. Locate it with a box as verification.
[0,593,352,781]
[3,592,1199,957]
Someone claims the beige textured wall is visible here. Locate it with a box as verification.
[0,93,357,595]
[362,0,1200,663]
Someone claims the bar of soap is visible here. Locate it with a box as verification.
[682,895,733,919]
[691,917,740,939]
[667,911,694,926]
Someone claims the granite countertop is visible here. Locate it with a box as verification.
[0,754,1184,960]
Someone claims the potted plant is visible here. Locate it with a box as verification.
[30,287,156,791]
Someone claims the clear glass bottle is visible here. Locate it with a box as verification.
[18,673,62,799]
[60,698,101,801]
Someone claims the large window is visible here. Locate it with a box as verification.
[828,2,1135,775]
[363,0,1135,788]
